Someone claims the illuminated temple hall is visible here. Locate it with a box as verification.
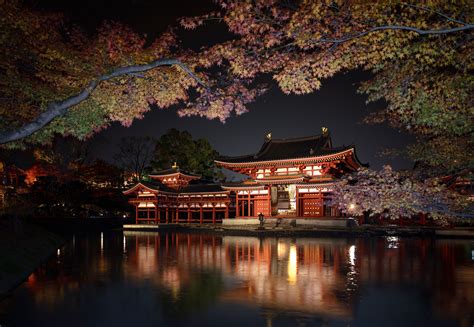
[124,128,365,223]
[123,166,231,224]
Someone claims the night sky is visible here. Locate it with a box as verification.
[34,0,415,170]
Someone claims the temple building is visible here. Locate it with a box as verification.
[123,164,231,224]
[123,128,365,223]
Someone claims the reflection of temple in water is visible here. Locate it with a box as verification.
[220,236,353,318]
[23,233,473,325]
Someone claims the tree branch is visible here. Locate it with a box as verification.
[401,3,471,26]
[263,23,473,58]
[0,58,207,144]
[317,24,474,44]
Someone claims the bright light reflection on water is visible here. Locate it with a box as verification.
[386,236,400,249]
[1,232,473,327]
[287,244,297,285]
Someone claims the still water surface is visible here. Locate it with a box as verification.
[1,232,473,326]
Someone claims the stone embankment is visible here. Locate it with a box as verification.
[124,222,474,239]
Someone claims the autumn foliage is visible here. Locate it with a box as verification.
[181,1,472,173]
[2,2,472,156]
[0,1,472,219]
[0,1,259,145]
[331,166,471,221]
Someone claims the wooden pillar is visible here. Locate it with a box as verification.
[135,205,138,224]
[212,205,216,224]
[248,192,251,217]
[165,207,169,224]
[236,194,239,218]
[199,205,203,225]
[187,206,191,223]
[295,190,299,216]
[225,204,229,218]
[267,186,271,216]
[155,205,158,224]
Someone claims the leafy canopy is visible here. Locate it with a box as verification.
[0,0,259,146]
[1,0,472,174]
[151,129,220,180]
[331,166,472,221]
[182,0,473,172]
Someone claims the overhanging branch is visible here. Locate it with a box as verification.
[0,58,207,144]
[317,24,474,44]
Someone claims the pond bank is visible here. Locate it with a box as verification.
[123,223,474,239]
[0,219,64,301]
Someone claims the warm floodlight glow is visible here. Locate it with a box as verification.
[288,244,298,285]
[349,203,356,211]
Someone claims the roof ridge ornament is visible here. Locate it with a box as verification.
[265,132,272,141]
[321,127,329,137]
[172,162,179,169]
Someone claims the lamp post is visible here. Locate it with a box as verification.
[258,212,265,229]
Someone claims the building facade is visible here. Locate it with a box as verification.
[123,167,231,224]
[124,128,365,224]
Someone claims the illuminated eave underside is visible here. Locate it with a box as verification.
[216,148,358,168]
[255,175,309,185]
[295,182,335,188]
[177,191,231,197]
[123,183,230,197]
[221,185,265,191]
[122,183,159,195]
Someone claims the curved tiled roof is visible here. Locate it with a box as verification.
[216,133,354,163]
[122,180,177,194]
[123,179,227,195]
[149,167,201,178]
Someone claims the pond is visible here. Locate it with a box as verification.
[1,232,473,326]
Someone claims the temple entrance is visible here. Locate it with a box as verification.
[270,184,296,216]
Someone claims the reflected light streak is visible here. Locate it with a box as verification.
[287,244,298,285]
[100,232,104,252]
[123,235,127,254]
[277,242,287,259]
[349,245,356,266]
[386,236,399,249]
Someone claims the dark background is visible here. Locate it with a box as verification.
[31,0,415,170]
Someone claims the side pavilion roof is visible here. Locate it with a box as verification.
[148,167,201,179]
